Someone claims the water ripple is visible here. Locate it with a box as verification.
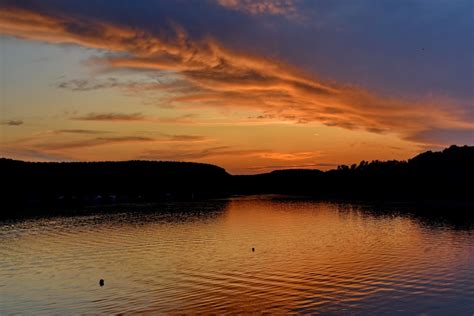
[1,198,474,314]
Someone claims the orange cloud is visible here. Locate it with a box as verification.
[246,162,337,172]
[0,147,72,162]
[258,151,317,161]
[139,145,318,162]
[34,136,155,150]
[0,4,472,145]
[6,129,211,153]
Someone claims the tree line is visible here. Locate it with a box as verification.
[1,145,472,214]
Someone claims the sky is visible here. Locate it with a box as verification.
[0,0,473,174]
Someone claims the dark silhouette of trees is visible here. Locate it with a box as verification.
[1,145,472,215]
[233,145,473,200]
[1,160,231,211]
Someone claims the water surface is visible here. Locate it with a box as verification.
[1,197,473,314]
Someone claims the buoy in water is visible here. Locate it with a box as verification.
[252,247,255,252]
[99,279,104,287]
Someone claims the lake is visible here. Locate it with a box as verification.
[1,196,473,314]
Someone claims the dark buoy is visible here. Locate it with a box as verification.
[99,279,104,287]
[252,247,255,252]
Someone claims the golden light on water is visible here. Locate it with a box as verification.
[1,198,473,314]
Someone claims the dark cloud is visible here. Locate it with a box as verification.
[406,128,474,147]
[54,129,110,134]
[215,0,299,17]
[72,113,146,122]
[57,78,121,91]
[56,76,174,92]
[2,120,23,126]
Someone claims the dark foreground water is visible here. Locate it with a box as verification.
[1,196,473,314]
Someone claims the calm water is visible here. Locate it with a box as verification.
[1,196,473,314]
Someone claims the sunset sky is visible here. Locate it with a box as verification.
[0,0,473,174]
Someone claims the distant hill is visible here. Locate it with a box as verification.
[1,145,473,214]
[1,160,231,210]
[235,145,473,200]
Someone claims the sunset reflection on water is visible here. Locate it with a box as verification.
[1,197,473,314]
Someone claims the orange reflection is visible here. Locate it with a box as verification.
[1,198,473,314]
